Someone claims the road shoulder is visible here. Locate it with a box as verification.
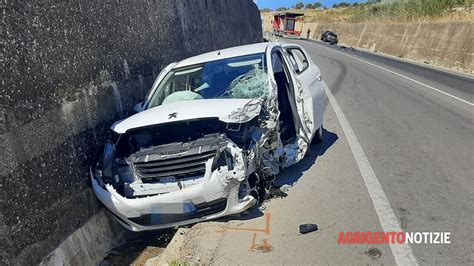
[148,104,397,265]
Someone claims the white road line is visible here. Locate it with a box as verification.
[317,44,474,106]
[326,88,418,266]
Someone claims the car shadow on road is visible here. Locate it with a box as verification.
[274,129,339,187]
[221,129,339,222]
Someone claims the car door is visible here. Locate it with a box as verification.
[282,44,327,139]
[267,47,311,145]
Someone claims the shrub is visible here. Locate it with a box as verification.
[348,0,473,23]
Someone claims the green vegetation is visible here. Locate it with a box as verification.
[264,2,323,11]
[169,260,190,266]
[306,2,323,9]
[348,0,473,22]
[333,1,351,8]
[275,7,289,11]
[295,2,305,9]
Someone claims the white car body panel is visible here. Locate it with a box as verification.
[112,98,262,134]
[91,42,328,231]
[282,43,328,138]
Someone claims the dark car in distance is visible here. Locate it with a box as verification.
[321,31,338,45]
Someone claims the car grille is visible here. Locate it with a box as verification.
[128,134,229,182]
[133,150,217,180]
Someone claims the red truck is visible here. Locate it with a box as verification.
[272,12,304,37]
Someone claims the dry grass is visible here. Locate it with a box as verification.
[348,0,473,23]
[261,0,473,24]
[303,8,354,23]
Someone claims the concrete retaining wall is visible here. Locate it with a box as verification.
[39,210,125,266]
[302,21,473,73]
[0,1,262,264]
[262,15,472,73]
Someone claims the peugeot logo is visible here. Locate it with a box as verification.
[168,112,178,119]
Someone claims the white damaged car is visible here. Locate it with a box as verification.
[91,42,328,231]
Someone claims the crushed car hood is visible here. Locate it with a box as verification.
[112,98,262,134]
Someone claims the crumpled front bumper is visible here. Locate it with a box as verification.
[91,158,256,231]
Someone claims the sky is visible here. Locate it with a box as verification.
[256,0,367,9]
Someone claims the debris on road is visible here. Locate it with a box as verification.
[279,184,293,192]
[299,223,319,234]
[365,247,382,260]
[339,45,356,52]
[268,185,288,199]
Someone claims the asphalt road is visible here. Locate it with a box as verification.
[287,39,473,264]
[201,39,473,265]
[114,40,473,265]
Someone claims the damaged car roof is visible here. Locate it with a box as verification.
[174,42,277,69]
[112,98,262,134]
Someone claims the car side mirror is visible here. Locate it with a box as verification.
[132,101,143,114]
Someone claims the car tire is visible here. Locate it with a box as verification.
[313,124,324,143]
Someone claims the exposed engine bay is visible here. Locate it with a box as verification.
[95,102,306,204]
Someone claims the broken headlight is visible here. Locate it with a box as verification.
[116,157,136,183]
[93,164,114,187]
[214,148,234,171]
[93,166,104,187]
[93,142,117,187]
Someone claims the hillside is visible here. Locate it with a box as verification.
[261,0,473,73]
[262,0,473,26]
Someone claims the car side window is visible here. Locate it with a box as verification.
[286,53,299,73]
[272,50,293,88]
[286,48,309,74]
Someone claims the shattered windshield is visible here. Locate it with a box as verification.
[147,53,268,108]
